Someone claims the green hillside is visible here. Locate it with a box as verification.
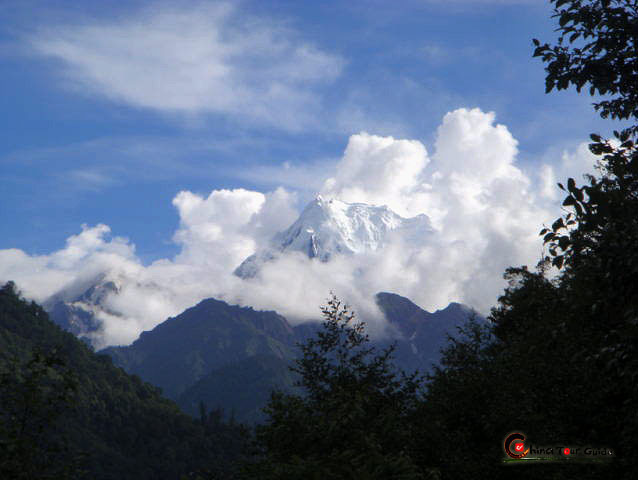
[178,353,299,424]
[103,298,296,399]
[0,282,246,480]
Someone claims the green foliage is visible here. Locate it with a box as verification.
[103,298,296,399]
[178,354,299,424]
[0,345,83,479]
[409,3,638,477]
[417,266,626,479]
[0,282,248,480]
[533,0,638,127]
[533,5,638,429]
[533,139,638,476]
[245,295,428,479]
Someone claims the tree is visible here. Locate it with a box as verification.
[0,347,83,479]
[535,0,638,393]
[523,0,638,472]
[533,0,638,129]
[0,282,249,480]
[407,4,638,478]
[244,295,432,479]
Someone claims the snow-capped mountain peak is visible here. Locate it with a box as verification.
[235,196,432,278]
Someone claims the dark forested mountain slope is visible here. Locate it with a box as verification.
[100,292,480,424]
[102,298,296,399]
[0,282,246,480]
[376,292,483,372]
[178,353,298,424]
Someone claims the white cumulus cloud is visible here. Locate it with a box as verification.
[0,108,598,348]
[537,142,598,202]
[322,132,429,218]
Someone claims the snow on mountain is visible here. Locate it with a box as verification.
[45,274,123,343]
[44,272,172,349]
[43,196,435,347]
[235,196,433,278]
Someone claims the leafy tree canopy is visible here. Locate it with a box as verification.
[245,295,433,479]
[0,282,248,480]
[409,3,638,478]
[534,0,638,127]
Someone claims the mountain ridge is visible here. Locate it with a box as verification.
[102,297,297,398]
[101,292,481,421]
[0,281,246,479]
[235,196,433,278]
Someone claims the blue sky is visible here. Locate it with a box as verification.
[1,0,612,260]
[0,0,623,344]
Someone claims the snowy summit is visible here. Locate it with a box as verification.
[235,196,433,278]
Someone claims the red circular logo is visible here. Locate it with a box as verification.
[504,433,529,459]
[563,448,570,456]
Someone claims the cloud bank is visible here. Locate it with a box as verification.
[28,2,344,131]
[0,108,597,348]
